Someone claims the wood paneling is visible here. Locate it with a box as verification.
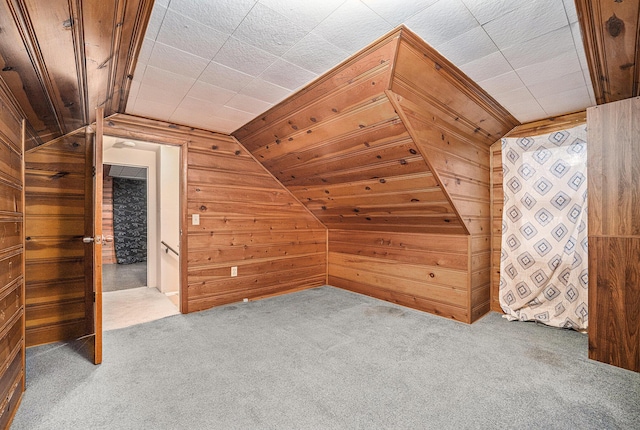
[329,230,470,322]
[0,0,153,148]
[588,97,640,372]
[576,0,640,105]
[489,112,587,313]
[236,27,517,323]
[0,77,25,430]
[105,114,327,314]
[101,172,115,264]
[235,31,462,235]
[24,130,92,347]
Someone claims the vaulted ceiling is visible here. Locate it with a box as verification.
[127,0,596,133]
[0,0,639,146]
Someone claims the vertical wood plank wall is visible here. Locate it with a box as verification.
[587,97,640,372]
[104,116,327,314]
[101,173,116,264]
[0,81,27,429]
[24,132,92,346]
[489,112,587,314]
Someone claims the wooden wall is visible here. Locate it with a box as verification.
[102,171,116,265]
[105,114,327,313]
[489,112,587,313]
[328,230,470,321]
[24,131,93,347]
[0,79,27,429]
[587,97,640,372]
[235,27,517,323]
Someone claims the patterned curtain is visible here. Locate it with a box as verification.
[499,125,588,330]
[113,177,147,265]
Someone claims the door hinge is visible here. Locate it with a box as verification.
[93,292,96,302]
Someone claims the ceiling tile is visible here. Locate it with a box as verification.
[492,86,536,107]
[199,62,254,93]
[156,10,229,60]
[126,80,141,110]
[537,86,592,116]
[225,93,273,115]
[186,81,237,105]
[239,78,291,103]
[214,106,256,124]
[313,0,392,52]
[142,65,196,90]
[258,0,347,31]
[147,42,210,79]
[477,71,525,96]
[130,99,177,121]
[213,37,279,76]
[260,59,318,91]
[137,83,189,107]
[137,38,155,65]
[405,0,478,47]
[563,0,578,24]
[435,26,499,65]
[362,0,439,26]
[131,63,147,83]
[506,100,547,123]
[168,0,257,34]
[170,100,241,133]
[233,3,307,56]
[458,50,513,81]
[515,51,581,87]
[461,0,521,25]
[502,25,575,70]
[483,0,569,50]
[282,32,350,75]
[527,70,586,99]
[146,5,167,40]
[155,0,170,6]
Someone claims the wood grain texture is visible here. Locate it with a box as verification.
[24,130,92,347]
[101,173,115,264]
[587,97,640,372]
[589,237,640,372]
[105,114,327,313]
[0,0,153,148]
[588,98,640,237]
[0,81,25,430]
[576,0,640,104]
[235,26,517,323]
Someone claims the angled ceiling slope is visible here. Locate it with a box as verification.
[234,26,519,235]
[0,0,153,149]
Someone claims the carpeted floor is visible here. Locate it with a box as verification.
[12,286,640,429]
[102,262,147,292]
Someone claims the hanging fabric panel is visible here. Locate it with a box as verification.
[499,124,588,330]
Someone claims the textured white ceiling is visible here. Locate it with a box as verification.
[126,0,595,134]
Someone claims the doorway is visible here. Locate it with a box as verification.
[102,164,148,292]
[101,137,181,330]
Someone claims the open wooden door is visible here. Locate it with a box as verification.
[87,108,104,364]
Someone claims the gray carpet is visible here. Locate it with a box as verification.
[12,286,640,429]
[102,262,147,292]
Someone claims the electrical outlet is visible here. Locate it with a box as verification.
[231,266,237,277]
[192,214,200,225]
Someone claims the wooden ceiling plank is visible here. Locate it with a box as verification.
[0,1,61,145]
[576,0,640,104]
